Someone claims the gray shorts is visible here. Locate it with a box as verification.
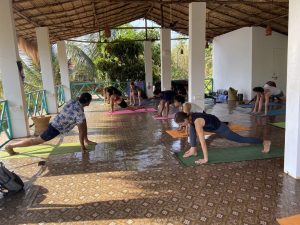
[272,91,284,98]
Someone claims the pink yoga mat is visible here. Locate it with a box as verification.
[106,108,157,115]
[152,114,175,120]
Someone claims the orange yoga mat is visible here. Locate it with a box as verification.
[166,123,251,138]
[277,214,300,225]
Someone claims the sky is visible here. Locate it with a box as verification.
[130,19,188,48]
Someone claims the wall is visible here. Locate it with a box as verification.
[252,26,288,97]
[213,27,253,100]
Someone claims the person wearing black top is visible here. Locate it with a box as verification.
[153,90,175,118]
[174,112,271,164]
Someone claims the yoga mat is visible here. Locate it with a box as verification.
[270,122,285,129]
[0,143,95,160]
[277,214,300,225]
[239,102,285,108]
[174,145,283,166]
[106,107,156,115]
[166,124,251,138]
[257,109,286,116]
[152,114,175,120]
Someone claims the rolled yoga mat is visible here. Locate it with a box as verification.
[174,145,283,166]
[0,142,95,160]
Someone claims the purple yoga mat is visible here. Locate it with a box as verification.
[152,114,175,120]
[106,108,157,115]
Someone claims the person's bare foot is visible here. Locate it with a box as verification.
[154,114,162,118]
[85,140,97,145]
[195,158,208,164]
[183,148,197,158]
[5,145,19,156]
[262,140,271,153]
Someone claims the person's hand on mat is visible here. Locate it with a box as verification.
[183,147,197,158]
[262,140,271,153]
[195,158,208,165]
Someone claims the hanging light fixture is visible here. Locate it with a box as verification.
[265,24,272,36]
[266,0,273,36]
[104,3,111,38]
[180,49,184,54]
[205,41,209,49]
[104,24,111,38]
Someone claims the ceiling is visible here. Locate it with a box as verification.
[12,0,289,43]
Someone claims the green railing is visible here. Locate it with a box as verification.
[25,90,49,117]
[204,78,213,94]
[56,85,65,107]
[0,100,13,148]
[70,81,130,100]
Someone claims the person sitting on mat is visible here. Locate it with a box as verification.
[129,81,142,106]
[5,93,97,156]
[174,111,271,164]
[153,89,175,118]
[252,84,285,115]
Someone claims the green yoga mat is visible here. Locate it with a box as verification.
[174,145,284,166]
[270,122,285,129]
[0,143,95,160]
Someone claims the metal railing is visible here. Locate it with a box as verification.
[25,90,49,117]
[56,85,66,107]
[0,100,13,148]
[204,78,213,94]
[70,81,144,100]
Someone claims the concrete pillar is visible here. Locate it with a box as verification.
[188,2,206,108]
[57,41,71,102]
[0,0,29,138]
[144,41,153,98]
[36,27,58,113]
[160,28,172,91]
[284,0,300,179]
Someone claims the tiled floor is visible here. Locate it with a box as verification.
[1,101,299,225]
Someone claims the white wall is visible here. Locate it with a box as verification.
[213,27,253,100]
[252,26,287,97]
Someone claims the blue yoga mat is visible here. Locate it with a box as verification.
[257,109,286,116]
[239,102,285,108]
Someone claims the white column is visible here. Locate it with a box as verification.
[0,0,29,138]
[160,28,172,91]
[57,41,71,102]
[144,41,153,98]
[284,0,300,179]
[188,2,206,108]
[36,27,58,113]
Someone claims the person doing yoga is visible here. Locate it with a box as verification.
[252,81,285,115]
[129,81,142,106]
[153,89,175,118]
[5,93,96,155]
[174,112,271,164]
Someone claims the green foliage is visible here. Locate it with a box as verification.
[205,43,213,79]
[94,25,161,82]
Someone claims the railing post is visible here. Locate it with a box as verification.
[4,101,13,139]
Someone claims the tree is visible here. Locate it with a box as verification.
[94,25,161,82]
